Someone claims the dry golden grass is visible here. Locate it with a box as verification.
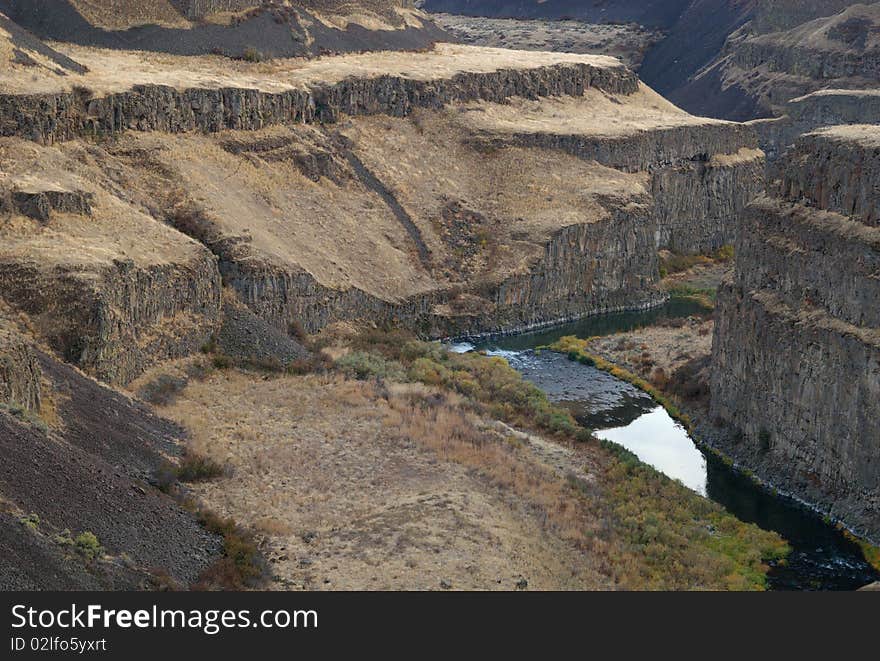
[381,384,607,553]
[0,138,206,268]
[3,42,624,94]
[341,109,650,286]
[69,0,193,30]
[160,349,786,591]
[111,128,436,299]
[589,317,715,382]
[163,370,618,590]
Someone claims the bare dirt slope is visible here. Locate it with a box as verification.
[0,11,86,77]
[0,311,222,589]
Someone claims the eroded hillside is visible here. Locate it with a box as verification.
[0,8,806,591]
[0,0,446,58]
[0,43,762,386]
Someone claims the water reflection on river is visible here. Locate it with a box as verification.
[596,408,708,495]
[450,301,880,590]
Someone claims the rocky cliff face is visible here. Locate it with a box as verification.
[749,89,880,159]
[460,99,764,254]
[0,251,222,385]
[0,46,763,379]
[711,126,880,538]
[679,3,880,123]
[0,59,636,144]
[751,0,865,33]
[0,315,41,413]
[778,125,880,225]
[0,139,223,385]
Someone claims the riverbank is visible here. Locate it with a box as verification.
[546,332,880,580]
[145,327,788,590]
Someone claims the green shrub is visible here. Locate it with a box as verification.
[336,351,406,381]
[74,531,103,560]
[714,244,735,262]
[18,513,39,530]
[201,336,218,354]
[241,46,264,62]
[194,510,266,590]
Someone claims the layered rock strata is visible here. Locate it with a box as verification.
[0,140,222,384]
[681,3,880,122]
[0,46,763,374]
[0,51,637,144]
[750,89,880,160]
[711,126,880,538]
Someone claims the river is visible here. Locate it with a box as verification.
[451,301,880,591]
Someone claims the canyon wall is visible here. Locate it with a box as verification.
[752,0,864,33]
[491,122,764,253]
[0,48,763,382]
[711,126,880,538]
[665,3,880,122]
[751,89,880,160]
[0,319,41,412]
[0,62,637,144]
[0,253,222,385]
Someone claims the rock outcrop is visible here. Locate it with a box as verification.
[750,89,880,160]
[677,3,880,123]
[0,314,40,413]
[778,125,880,225]
[90,71,761,340]
[711,126,880,538]
[451,92,764,253]
[0,140,222,385]
[0,52,637,144]
[0,45,763,376]
[751,0,863,34]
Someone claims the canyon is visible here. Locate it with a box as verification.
[426,1,880,159]
[0,37,762,383]
[0,1,878,590]
[711,126,880,539]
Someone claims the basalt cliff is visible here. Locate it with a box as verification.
[0,39,763,386]
[711,126,880,539]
